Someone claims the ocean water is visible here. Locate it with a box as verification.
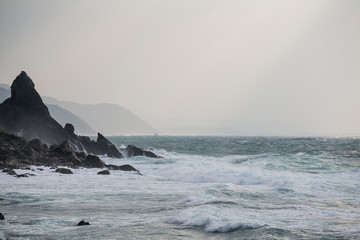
[1,136,360,239]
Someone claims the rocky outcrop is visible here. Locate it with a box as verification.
[77,132,123,158]
[55,168,73,174]
[0,71,68,145]
[83,155,106,168]
[97,170,110,175]
[0,130,139,173]
[0,213,4,221]
[64,122,123,158]
[77,220,90,226]
[123,145,161,158]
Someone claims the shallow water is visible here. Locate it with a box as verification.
[1,136,360,239]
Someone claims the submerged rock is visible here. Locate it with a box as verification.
[118,164,138,172]
[55,168,73,174]
[0,213,4,220]
[97,170,110,175]
[7,170,17,176]
[16,173,29,178]
[77,220,90,226]
[124,145,161,158]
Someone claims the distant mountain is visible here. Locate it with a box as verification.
[0,83,10,89]
[43,97,156,135]
[0,87,10,103]
[0,85,95,135]
[47,104,95,135]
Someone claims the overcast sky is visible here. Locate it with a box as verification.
[0,0,359,136]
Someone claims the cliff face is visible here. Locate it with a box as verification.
[0,72,68,145]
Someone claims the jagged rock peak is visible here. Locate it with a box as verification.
[97,132,107,142]
[10,71,44,108]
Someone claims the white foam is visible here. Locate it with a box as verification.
[166,206,261,232]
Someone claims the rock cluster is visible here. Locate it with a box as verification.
[124,145,161,158]
[0,71,161,174]
[0,130,139,173]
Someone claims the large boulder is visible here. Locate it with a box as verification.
[28,138,43,151]
[83,155,106,168]
[124,145,161,158]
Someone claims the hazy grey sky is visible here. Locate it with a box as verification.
[1,0,359,135]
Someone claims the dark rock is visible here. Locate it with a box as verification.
[51,141,74,156]
[106,164,141,175]
[16,174,28,178]
[7,170,17,176]
[118,164,138,172]
[2,168,12,173]
[64,123,75,136]
[83,155,105,168]
[37,168,44,171]
[28,138,43,151]
[77,220,90,226]
[124,145,161,158]
[55,168,73,174]
[78,133,123,158]
[97,170,110,175]
[0,213,4,220]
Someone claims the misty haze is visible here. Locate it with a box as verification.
[0,1,359,240]
[1,0,359,136]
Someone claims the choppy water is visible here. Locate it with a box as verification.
[1,136,360,239]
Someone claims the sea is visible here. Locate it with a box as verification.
[1,136,360,240]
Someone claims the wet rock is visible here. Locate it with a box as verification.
[16,173,28,178]
[77,220,90,226]
[83,155,105,168]
[7,170,17,176]
[55,168,73,174]
[97,170,110,175]
[124,145,161,158]
[0,213,4,220]
[78,133,123,158]
[51,141,74,156]
[64,123,75,136]
[118,164,138,172]
[28,138,43,151]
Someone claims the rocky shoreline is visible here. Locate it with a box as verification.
[0,71,161,176]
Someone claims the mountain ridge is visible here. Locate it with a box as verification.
[0,85,155,135]
[43,96,156,135]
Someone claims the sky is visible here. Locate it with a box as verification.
[0,0,359,136]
